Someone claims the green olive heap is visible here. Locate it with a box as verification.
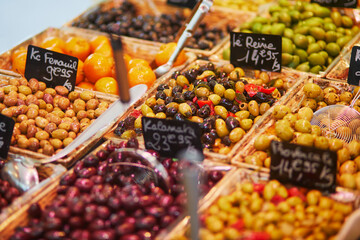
[172,180,353,240]
[222,0,359,74]
[114,62,292,153]
[247,82,360,190]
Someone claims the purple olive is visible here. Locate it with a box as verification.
[96,149,109,161]
[28,203,42,219]
[120,234,141,240]
[135,215,156,230]
[145,206,165,218]
[69,200,85,215]
[133,208,145,218]
[60,172,77,186]
[6,187,20,201]
[78,167,97,178]
[161,158,172,169]
[106,142,117,152]
[116,222,135,235]
[9,231,30,240]
[44,231,66,240]
[208,170,223,182]
[158,195,174,208]
[137,230,152,240]
[75,178,94,192]
[168,205,182,218]
[171,184,185,195]
[139,195,155,207]
[55,206,71,219]
[83,155,99,167]
[70,230,90,240]
[90,175,104,184]
[151,187,165,200]
[97,205,111,219]
[44,217,62,231]
[56,185,68,194]
[74,161,84,174]
[175,193,187,206]
[66,186,80,199]
[108,196,121,210]
[97,162,109,176]
[69,216,84,228]
[29,226,44,238]
[89,218,105,231]
[160,215,175,228]
[109,213,122,227]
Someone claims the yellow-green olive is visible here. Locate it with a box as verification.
[235,81,245,93]
[324,92,339,105]
[348,140,360,158]
[323,87,336,94]
[254,134,272,151]
[141,104,153,116]
[235,110,250,120]
[229,127,245,143]
[296,133,314,147]
[176,75,189,87]
[301,98,317,110]
[339,160,357,174]
[208,94,221,105]
[275,120,294,141]
[215,118,229,138]
[248,100,259,117]
[314,136,329,150]
[294,119,312,133]
[297,107,313,121]
[340,91,353,103]
[339,173,356,189]
[273,79,284,89]
[311,125,322,136]
[214,105,228,119]
[224,89,236,101]
[214,84,225,97]
[273,105,291,120]
[222,63,235,74]
[303,83,322,98]
[240,119,253,131]
[179,103,192,118]
[259,103,270,115]
[328,138,344,151]
[283,113,297,127]
[195,87,210,98]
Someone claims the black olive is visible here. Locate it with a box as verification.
[166,107,177,117]
[187,102,197,115]
[172,86,183,95]
[155,91,166,100]
[208,80,217,91]
[209,129,218,138]
[207,75,216,82]
[183,91,195,101]
[254,92,270,103]
[173,92,185,103]
[198,39,211,50]
[230,104,240,113]
[197,105,210,118]
[200,121,213,133]
[153,104,166,114]
[222,136,232,146]
[157,84,169,91]
[165,96,174,105]
[171,71,181,79]
[204,116,216,126]
[174,113,185,121]
[223,80,235,89]
[201,133,215,145]
[219,98,233,111]
[225,116,240,130]
[124,116,136,129]
[184,69,198,83]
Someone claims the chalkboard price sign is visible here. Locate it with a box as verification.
[347,46,360,86]
[142,117,204,160]
[167,0,198,8]
[230,32,282,72]
[270,141,337,193]
[311,0,357,8]
[0,113,15,159]
[25,45,78,92]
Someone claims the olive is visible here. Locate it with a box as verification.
[166,107,177,117]
[197,105,211,118]
[155,91,166,100]
[171,71,181,80]
[174,113,185,121]
[254,92,270,103]
[201,133,216,145]
[173,92,185,103]
[219,98,233,111]
[165,96,174,105]
[230,104,240,114]
[225,116,240,130]
[153,104,166,114]
[183,91,195,101]
[172,85,182,95]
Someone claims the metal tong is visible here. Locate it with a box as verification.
[154,0,213,77]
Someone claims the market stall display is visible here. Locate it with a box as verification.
[1,0,360,239]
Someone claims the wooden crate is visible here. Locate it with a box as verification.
[0,139,236,239]
[103,59,307,163]
[158,168,360,240]
[65,0,256,57]
[231,77,355,172]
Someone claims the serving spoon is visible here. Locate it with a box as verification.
[154,0,213,77]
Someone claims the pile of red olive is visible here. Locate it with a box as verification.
[9,139,224,240]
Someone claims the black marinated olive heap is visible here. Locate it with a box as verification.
[115,63,288,154]
[10,139,224,240]
[0,159,21,213]
[71,1,229,50]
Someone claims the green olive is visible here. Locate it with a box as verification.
[328,138,344,151]
[347,140,360,158]
[195,87,210,98]
[235,81,245,93]
[222,63,235,74]
[141,104,153,116]
[306,190,321,206]
[215,118,229,138]
[297,107,313,121]
[248,100,259,117]
[303,83,322,98]
[224,89,236,101]
[214,105,228,119]
[311,125,322,136]
[283,113,297,127]
[254,134,272,151]
[339,160,357,175]
[176,75,189,87]
[275,120,294,141]
[314,136,329,150]
[208,94,221,105]
[301,98,317,110]
[235,110,250,120]
[296,133,314,147]
[273,105,291,119]
[229,127,245,143]
[324,92,339,105]
[214,84,225,97]
[179,103,192,118]
[240,119,253,131]
[339,91,353,103]
[295,119,312,133]
[259,103,270,115]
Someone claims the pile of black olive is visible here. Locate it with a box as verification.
[0,159,21,213]
[71,0,230,50]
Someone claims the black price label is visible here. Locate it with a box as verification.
[0,113,15,159]
[230,32,282,72]
[141,117,204,160]
[270,141,337,193]
[25,45,78,92]
[167,0,198,8]
[348,46,360,86]
[311,0,357,8]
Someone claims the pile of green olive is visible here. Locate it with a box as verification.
[114,62,294,154]
[0,77,110,156]
[171,180,353,240]
[246,82,360,190]
[222,0,359,74]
